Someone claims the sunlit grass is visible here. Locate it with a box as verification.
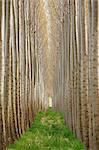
[8,108,84,150]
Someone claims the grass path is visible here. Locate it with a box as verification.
[8,109,84,150]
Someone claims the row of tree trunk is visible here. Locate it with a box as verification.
[52,0,99,149]
[0,0,49,149]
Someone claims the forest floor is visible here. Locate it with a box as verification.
[8,108,84,150]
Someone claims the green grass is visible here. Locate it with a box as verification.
[8,108,85,150]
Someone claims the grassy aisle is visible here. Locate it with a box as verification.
[8,109,84,150]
